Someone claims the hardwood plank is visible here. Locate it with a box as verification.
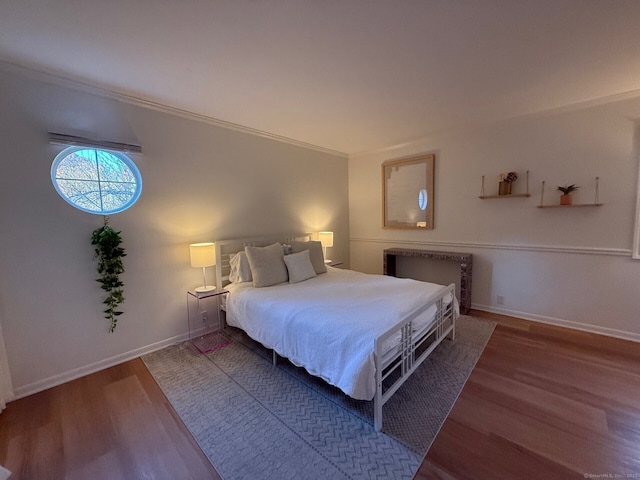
[449,392,626,474]
[0,359,220,480]
[102,375,193,479]
[417,312,640,479]
[465,369,610,435]
[416,418,577,480]
[65,451,128,480]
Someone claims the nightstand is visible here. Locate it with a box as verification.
[186,289,228,350]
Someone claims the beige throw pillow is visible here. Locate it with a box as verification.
[290,240,327,274]
[229,251,253,283]
[284,249,317,284]
[244,243,288,287]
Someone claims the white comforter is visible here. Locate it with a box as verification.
[225,267,454,400]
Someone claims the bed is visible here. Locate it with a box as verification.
[214,235,458,431]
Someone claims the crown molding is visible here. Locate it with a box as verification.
[5,57,639,163]
[349,88,640,160]
[0,59,348,159]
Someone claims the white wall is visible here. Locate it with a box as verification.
[0,68,349,396]
[349,98,640,340]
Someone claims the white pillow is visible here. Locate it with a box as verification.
[290,240,327,274]
[283,249,317,284]
[229,251,253,283]
[244,243,289,287]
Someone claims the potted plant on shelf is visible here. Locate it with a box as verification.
[498,171,518,195]
[557,184,579,205]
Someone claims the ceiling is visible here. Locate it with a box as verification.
[1,0,640,156]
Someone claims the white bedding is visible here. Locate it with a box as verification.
[225,266,456,400]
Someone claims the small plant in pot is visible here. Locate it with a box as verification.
[557,184,579,205]
[498,171,518,195]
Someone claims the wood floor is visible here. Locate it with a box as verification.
[0,356,220,480]
[1,311,639,479]
[416,311,640,479]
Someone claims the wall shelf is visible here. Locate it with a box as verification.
[479,193,531,199]
[479,170,529,199]
[537,203,603,209]
[538,177,602,208]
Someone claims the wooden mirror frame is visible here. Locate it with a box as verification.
[382,153,435,229]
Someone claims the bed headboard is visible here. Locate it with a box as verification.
[215,233,311,290]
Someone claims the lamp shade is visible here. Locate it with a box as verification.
[190,243,216,267]
[318,231,334,248]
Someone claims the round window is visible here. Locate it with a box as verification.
[51,147,142,214]
[418,188,428,211]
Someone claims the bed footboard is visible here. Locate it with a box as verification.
[373,283,457,431]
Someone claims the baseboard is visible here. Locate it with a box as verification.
[472,303,640,343]
[13,332,190,400]
[13,304,639,400]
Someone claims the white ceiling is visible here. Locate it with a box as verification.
[1,0,640,156]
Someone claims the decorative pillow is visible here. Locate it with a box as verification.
[229,251,253,283]
[244,243,289,287]
[283,249,317,284]
[290,240,327,274]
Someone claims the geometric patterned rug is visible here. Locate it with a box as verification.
[142,315,495,480]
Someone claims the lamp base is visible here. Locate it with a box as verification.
[194,285,216,296]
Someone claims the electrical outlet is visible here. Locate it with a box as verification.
[497,295,505,305]
[200,310,208,322]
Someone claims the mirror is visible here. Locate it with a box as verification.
[382,153,435,229]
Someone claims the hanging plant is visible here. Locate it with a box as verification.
[91,218,126,333]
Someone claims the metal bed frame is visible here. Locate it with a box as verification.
[214,234,457,431]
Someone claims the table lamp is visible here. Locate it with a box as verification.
[318,231,333,264]
[190,242,216,294]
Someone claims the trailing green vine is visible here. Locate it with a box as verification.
[91,218,126,333]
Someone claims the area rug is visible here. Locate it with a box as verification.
[142,315,495,480]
